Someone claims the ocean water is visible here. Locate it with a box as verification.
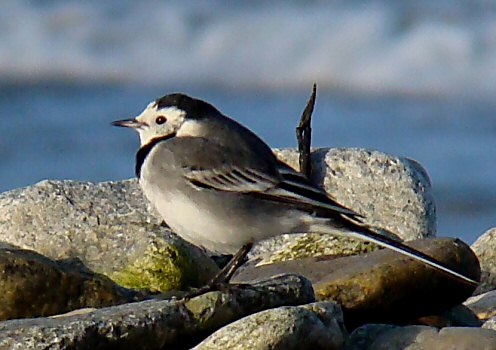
[0,1,495,243]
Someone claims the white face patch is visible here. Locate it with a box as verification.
[134,104,187,145]
[176,119,205,137]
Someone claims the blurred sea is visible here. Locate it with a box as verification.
[1,0,495,243]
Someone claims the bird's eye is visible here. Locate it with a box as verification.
[155,116,167,125]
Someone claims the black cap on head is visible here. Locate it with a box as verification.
[155,93,219,119]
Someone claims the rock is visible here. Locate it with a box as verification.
[345,324,398,350]
[250,148,435,265]
[483,315,496,331]
[413,304,481,328]
[440,305,482,327]
[234,238,480,328]
[249,233,380,267]
[49,308,97,318]
[0,243,139,320]
[0,274,315,350]
[275,147,436,240]
[347,324,496,350]
[471,227,496,294]
[0,179,219,291]
[464,289,496,321]
[193,301,346,350]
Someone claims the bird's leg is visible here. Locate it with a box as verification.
[181,242,253,299]
[209,242,253,286]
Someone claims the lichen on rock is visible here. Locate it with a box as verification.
[110,237,216,292]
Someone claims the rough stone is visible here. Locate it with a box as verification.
[0,274,315,350]
[347,324,496,350]
[411,304,481,328]
[471,227,496,294]
[193,301,346,350]
[275,147,436,239]
[234,238,480,328]
[464,289,496,321]
[0,179,219,291]
[0,243,140,320]
[483,315,496,331]
[250,148,436,265]
[439,304,482,327]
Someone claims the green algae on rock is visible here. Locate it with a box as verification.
[110,237,218,292]
[0,179,219,292]
[0,243,139,321]
[0,274,315,350]
[256,234,379,266]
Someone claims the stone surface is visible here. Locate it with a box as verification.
[249,148,436,265]
[193,301,346,350]
[345,324,398,350]
[439,304,482,327]
[411,304,481,328]
[234,238,480,328]
[275,147,436,240]
[0,274,315,350]
[0,179,219,291]
[464,289,496,321]
[483,315,496,331]
[471,227,496,294]
[347,324,496,350]
[249,233,380,267]
[0,243,140,320]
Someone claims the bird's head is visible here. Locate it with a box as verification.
[112,93,218,145]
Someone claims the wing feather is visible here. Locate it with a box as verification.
[164,137,361,219]
[184,158,360,219]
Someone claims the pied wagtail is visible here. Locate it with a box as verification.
[113,93,478,288]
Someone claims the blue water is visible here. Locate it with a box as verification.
[0,0,495,243]
[0,84,494,243]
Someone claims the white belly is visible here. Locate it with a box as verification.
[139,150,306,253]
[141,180,253,254]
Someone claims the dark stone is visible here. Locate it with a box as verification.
[0,274,315,350]
[234,238,480,328]
[0,244,141,320]
[347,324,496,350]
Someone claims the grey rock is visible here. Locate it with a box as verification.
[49,308,97,318]
[465,289,496,322]
[235,238,480,328]
[406,305,481,328]
[250,148,436,264]
[347,324,496,350]
[483,315,496,331]
[0,179,218,291]
[193,301,346,350]
[276,147,436,240]
[0,274,315,350]
[346,324,398,350]
[439,304,482,327]
[472,227,496,294]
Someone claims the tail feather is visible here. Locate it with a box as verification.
[311,222,479,287]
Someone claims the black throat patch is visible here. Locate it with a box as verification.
[135,133,176,178]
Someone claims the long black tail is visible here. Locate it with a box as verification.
[320,221,479,287]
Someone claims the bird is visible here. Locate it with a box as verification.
[112,93,478,288]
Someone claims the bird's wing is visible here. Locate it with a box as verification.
[169,137,360,218]
[185,165,277,192]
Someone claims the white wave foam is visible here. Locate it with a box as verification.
[1,0,495,97]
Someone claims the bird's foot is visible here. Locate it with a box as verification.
[179,242,254,300]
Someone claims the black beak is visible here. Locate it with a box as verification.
[111,118,145,128]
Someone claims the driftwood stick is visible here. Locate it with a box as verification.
[296,83,317,177]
